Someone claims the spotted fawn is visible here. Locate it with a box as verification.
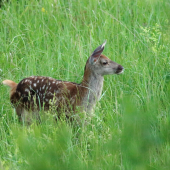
[3,41,124,124]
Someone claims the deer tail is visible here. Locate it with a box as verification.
[3,80,18,97]
[3,80,18,89]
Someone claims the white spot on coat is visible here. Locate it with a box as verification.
[18,92,21,97]
[25,88,30,92]
[54,90,59,94]
[33,83,36,87]
[42,85,45,89]
[47,92,54,96]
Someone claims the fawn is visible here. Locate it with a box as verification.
[3,41,124,124]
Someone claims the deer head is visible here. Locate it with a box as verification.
[88,40,124,76]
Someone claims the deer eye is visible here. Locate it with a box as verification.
[102,61,108,65]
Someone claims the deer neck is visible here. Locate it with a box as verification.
[80,67,104,113]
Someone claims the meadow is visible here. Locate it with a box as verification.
[0,0,170,169]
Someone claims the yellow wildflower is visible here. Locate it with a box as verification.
[41,7,46,13]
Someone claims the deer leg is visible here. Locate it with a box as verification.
[16,107,40,125]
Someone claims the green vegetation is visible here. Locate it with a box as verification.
[0,0,170,169]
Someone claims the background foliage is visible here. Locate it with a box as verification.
[0,0,170,169]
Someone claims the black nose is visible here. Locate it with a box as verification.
[116,65,124,74]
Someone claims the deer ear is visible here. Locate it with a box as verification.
[89,40,107,64]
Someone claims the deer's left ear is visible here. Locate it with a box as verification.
[89,40,107,64]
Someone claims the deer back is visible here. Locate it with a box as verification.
[10,76,85,113]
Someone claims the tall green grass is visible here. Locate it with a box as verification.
[0,0,170,169]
